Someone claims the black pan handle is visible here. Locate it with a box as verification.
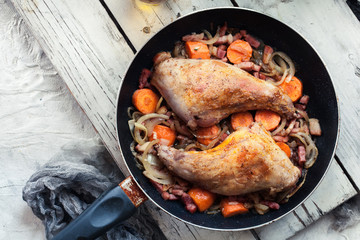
[53,177,147,240]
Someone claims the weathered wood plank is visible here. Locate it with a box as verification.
[256,159,356,240]
[10,0,133,175]
[104,0,234,50]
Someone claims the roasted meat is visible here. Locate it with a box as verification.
[156,123,301,196]
[151,57,296,129]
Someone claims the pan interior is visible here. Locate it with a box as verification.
[117,8,338,230]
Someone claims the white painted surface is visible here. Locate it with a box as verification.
[0,1,98,239]
[3,0,360,239]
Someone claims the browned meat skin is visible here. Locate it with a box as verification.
[156,123,301,196]
[151,58,296,129]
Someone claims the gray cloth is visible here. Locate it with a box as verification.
[22,139,166,240]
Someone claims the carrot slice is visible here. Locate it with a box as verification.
[188,187,216,212]
[279,76,303,102]
[149,125,176,146]
[132,88,159,114]
[221,198,249,217]
[276,142,291,158]
[185,41,210,59]
[196,125,220,145]
[255,110,281,131]
[227,39,252,64]
[231,111,254,130]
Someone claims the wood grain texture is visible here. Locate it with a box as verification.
[104,0,234,50]
[10,0,134,176]
[256,159,356,240]
[10,0,358,239]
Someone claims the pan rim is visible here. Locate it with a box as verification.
[115,6,340,231]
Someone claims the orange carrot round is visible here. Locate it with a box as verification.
[227,39,253,64]
[276,142,291,158]
[149,125,176,146]
[188,187,216,212]
[279,76,303,102]
[196,125,220,145]
[255,110,281,131]
[220,198,249,218]
[185,41,210,59]
[231,111,254,130]
[132,88,159,114]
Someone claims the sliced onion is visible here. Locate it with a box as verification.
[127,106,135,118]
[285,119,297,135]
[202,29,213,39]
[289,133,308,147]
[199,27,220,45]
[137,113,169,125]
[184,143,199,151]
[297,132,319,168]
[143,170,174,185]
[144,118,166,137]
[140,139,159,162]
[134,122,148,145]
[296,109,310,122]
[254,203,269,215]
[271,117,287,136]
[155,97,163,112]
[287,170,308,198]
[268,51,295,83]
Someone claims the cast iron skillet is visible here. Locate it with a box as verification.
[53,7,339,239]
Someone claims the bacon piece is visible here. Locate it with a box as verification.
[240,30,247,37]
[217,47,227,59]
[298,145,306,166]
[181,193,197,213]
[245,34,261,48]
[299,95,310,105]
[272,135,289,142]
[309,118,321,136]
[295,103,306,110]
[138,68,152,89]
[182,33,204,42]
[261,200,280,210]
[263,45,273,64]
[153,52,171,65]
[259,73,266,80]
[214,34,233,45]
[219,22,227,37]
[233,33,242,41]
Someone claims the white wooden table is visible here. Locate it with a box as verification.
[9,0,360,239]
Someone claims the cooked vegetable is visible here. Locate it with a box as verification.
[309,118,322,136]
[196,125,221,145]
[227,39,252,64]
[276,142,291,158]
[188,187,216,212]
[231,111,254,130]
[132,88,159,114]
[279,76,303,102]
[255,110,281,131]
[149,125,176,146]
[185,41,210,59]
[220,198,249,217]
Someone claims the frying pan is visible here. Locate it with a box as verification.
[53,7,339,239]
